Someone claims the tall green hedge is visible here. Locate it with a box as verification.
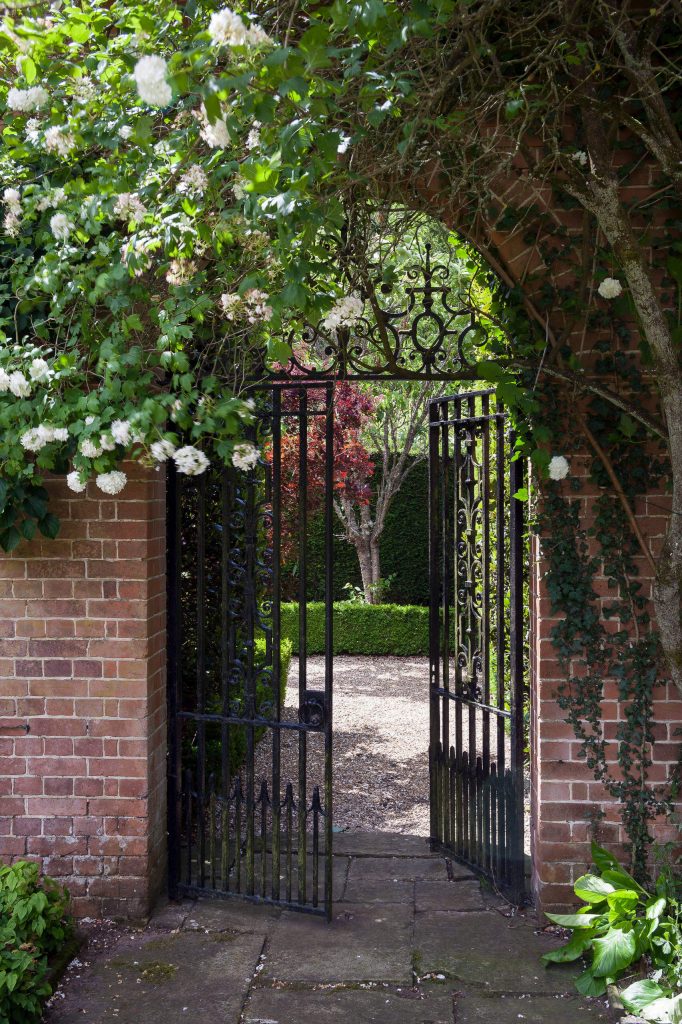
[281,457,430,606]
[282,601,438,656]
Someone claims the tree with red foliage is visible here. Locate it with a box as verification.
[278,380,442,603]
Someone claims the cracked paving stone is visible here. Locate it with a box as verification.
[342,876,414,904]
[413,911,581,994]
[244,986,455,1023]
[262,903,414,984]
[348,856,448,882]
[452,992,620,1022]
[43,929,264,1024]
[415,879,485,913]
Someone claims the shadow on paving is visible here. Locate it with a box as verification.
[43,832,620,1024]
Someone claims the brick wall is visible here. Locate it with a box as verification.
[530,455,682,914]
[0,462,166,919]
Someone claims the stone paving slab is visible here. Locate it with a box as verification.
[263,903,414,984]
[181,897,282,934]
[349,856,448,882]
[332,833,435,857]
[453,991,620,1022]
[244,986,454,1023]
[415,879,484,912]
[413,911,580,994]
[44,929,264,1024]
[342,876,414,904]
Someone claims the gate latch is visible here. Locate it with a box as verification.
[301,690,326,730]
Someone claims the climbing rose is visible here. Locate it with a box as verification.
[173,445,209,475]
[43,126,76,157]
[199,104,230,149]
[66,471,87,493]
[96,470,127,495]
[232,442,259,472]
[133,55,172,107]
[150,439,176,462]
[29,358,51,383]
[111,419,132,445]
[114,193,147,221]
[9,371,31,397]
[597,277,623,299]
[208,8,271,47]
[322,294,364,332]
[176,164,208,195]
[50,212,73,241]
[548,455,570,481]
[7,85,49,112]
[80,438,103,458]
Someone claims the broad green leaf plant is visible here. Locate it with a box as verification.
[543,844,682,1021]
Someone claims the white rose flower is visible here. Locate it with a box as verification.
[29,357,51,383]
[0,369,10,393]
[50,212,73,241]
[597,277,623,300]
[67,471,87,493]
[150,439,176,462]
[118,125,134,140]
[133,55,172,107]
[96,470,127,495]
[209,8,249,45]
[232,442,259,472]
[571,150,588,167]
[176,164,209,195]
[72,76,96,104]
[322,294,364,333]
[173,445,210,476]
[111,419,132,445]
[21,428,45,452]
[99,434,116,452]
[113,192,147,221]
[52,427,69,442]
[548,455,570,481]
[79,438,103,458]
[8,371,31,397]
[24,118,41,145]
[7,85,49,112]
[199,104,230,149]
[43,126,76,157]
[3,188,21,214]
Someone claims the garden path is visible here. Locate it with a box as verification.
[43,833,618,1024]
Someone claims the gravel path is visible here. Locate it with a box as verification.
[256,655,432,834]
[255,654,530,850]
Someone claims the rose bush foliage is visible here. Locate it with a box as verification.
[0,0,349,548]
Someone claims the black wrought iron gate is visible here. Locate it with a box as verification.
[428,390,526,900]
[167,382,334,918]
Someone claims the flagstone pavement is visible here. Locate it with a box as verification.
[43,832,621,1024]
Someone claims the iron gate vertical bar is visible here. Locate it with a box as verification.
[271,388,282,901]
[494,405,506,884]
[244,453,257,896]
[428,398,441,844]
[440,398,451,847]
[466,394,477,864]
[324,382,334,921]
[297,388,308,903]
[196,474,207,889]
[509,447,525,901]
[166,462,181,899]
[220,468,232,890]
[453,395,464,860]
[481,394,491,872]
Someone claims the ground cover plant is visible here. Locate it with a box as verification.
[543,843,682,1021]
[0,861,74,1024]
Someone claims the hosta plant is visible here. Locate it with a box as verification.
[542,843,682,1022]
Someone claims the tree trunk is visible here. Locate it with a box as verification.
[355,534,377,603]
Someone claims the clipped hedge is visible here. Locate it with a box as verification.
[282,601,436,656]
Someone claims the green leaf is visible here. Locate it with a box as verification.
[620,979,667,1013]
[591,925,637,977]
[591,843,618,873]
[646,897,667,920]
[0,526,21,552]
[544,912,600,928]
[542,930,595,964]
[574,968,607,997]
[22,56,36,83]
[574,873,614,903]
[38,514,60,540]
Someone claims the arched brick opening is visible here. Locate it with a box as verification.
[0,185,679,916]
